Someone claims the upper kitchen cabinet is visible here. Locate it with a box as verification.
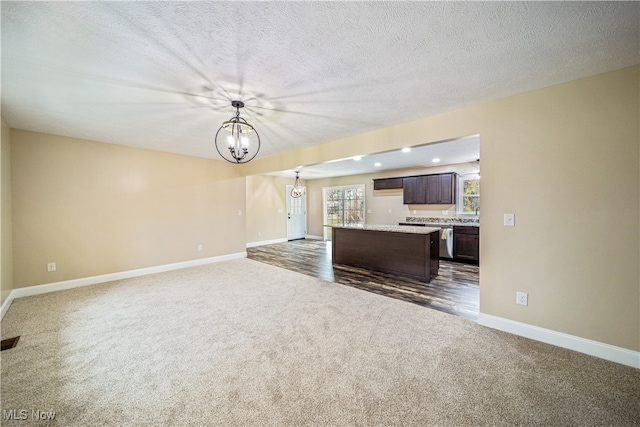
[373,177,404,190]
[426,173,456,204]
[403,176,426,204]
[403,172,456,205]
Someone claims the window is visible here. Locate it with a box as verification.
[323,184,365,240]
[457,174,480,215]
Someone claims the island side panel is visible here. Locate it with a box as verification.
[332,227,431,282]
[430,231,440,278]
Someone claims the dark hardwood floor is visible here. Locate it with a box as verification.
[247,239,480,321]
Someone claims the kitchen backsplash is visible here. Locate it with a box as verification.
[405,217,480,226]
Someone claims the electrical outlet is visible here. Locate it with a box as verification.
[388,209,392,214]
[47,262,56,272]
[516,292,528,306]
[504,213,515,227]
[197,244,203,251]
[257,232,261,237]
[237,209,243,216]
[442,210,448,215]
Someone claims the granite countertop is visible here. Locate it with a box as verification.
[326,223,441,235]
[423,222,479,228]
[404,217,480,227]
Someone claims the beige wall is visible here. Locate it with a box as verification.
[5,67,638,352]
[11,130,246,289]
[1,117,13,304]
[245,66,640,352]
[305,163,479,237]
[245,175,292,243]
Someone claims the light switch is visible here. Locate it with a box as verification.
[367,209,372,214]
[504,213,515,227]
[237,209,243,216]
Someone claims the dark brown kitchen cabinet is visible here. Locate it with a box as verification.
[403,176,427,204]
[426,173,455,204]
[453,226,479,264]
[332,226,439,283]
[373,177,404,190]
[403,172,456,205]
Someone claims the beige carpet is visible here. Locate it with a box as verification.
[1,258,638,426]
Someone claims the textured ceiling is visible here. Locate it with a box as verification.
[2,1,638,164]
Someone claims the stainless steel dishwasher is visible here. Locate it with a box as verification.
[439,227,453,259]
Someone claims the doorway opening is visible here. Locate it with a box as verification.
[286,185,306,240]
[322,184,365,240]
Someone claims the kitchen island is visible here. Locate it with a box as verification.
[329,224,441,283]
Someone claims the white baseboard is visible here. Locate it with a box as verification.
[0,251,247,320]
[246,236,323,248]
[305,234,324,240]
[1,295,14,319]
[477,313,640,369]
[246,238,288,248]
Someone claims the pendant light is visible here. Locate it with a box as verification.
[291,171,305,198]
[215,100,260,164]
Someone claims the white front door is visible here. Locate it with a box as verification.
[286,185,306,240]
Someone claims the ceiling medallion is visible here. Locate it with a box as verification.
[215,100,261,164]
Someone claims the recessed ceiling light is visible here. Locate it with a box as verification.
[353,156,362,161]
[432,158,441,163]
[401,147,411,153]
[374,162,382,167]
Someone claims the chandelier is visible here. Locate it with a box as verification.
[215,100,260,164]
[291,171,305,198]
